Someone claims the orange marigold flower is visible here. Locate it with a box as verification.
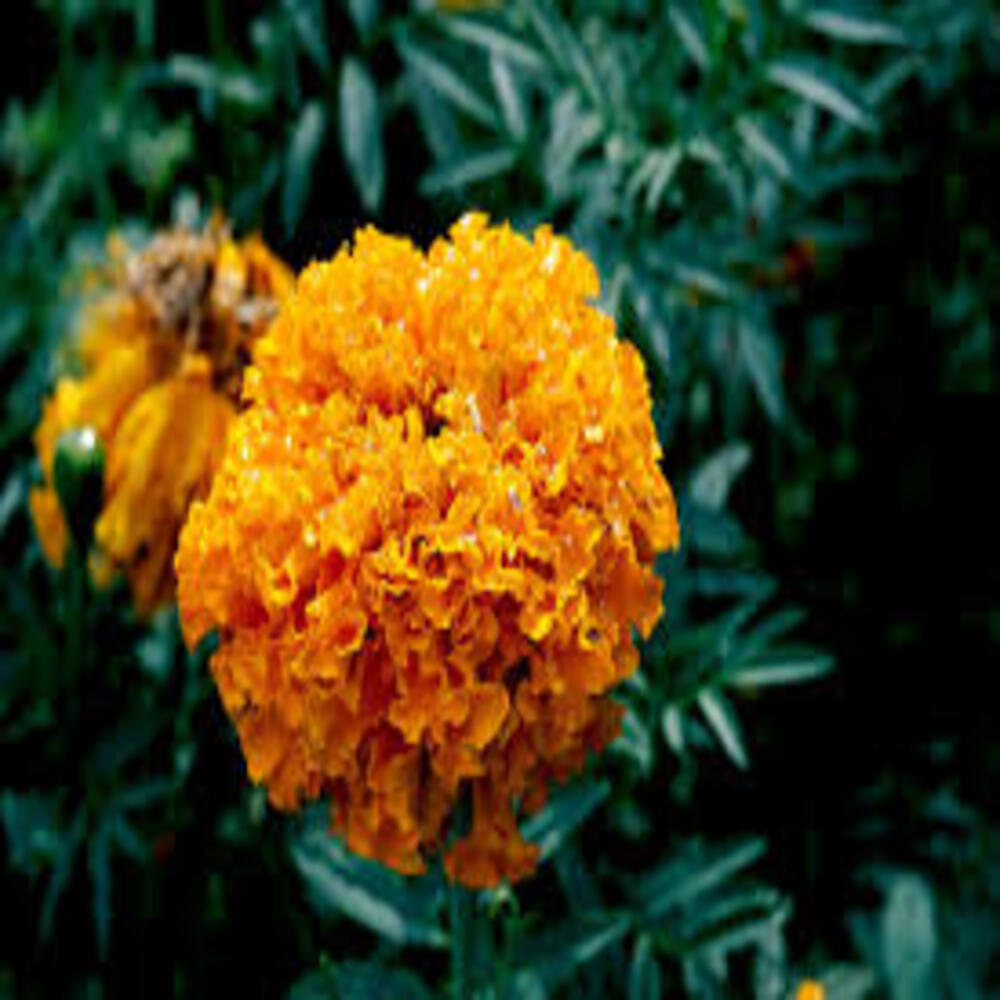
[795,981,825,1000]
[176,213,679,887]
[30,217,293,615]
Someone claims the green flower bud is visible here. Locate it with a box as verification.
[53,427,105,551]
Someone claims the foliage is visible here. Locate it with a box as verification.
[1,1,998,997]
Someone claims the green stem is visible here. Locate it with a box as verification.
[449,881,472,1000]
[66,545,88,679]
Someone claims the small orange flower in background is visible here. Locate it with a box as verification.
[795,980,825,1000]
[176,213,679,888]
[30,217,293,616]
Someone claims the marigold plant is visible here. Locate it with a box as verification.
[30,218,293,615]
[176,214,679,887]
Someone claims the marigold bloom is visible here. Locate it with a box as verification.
[30,219,293,615]
[176,214,679,887]
[795,981,825,1000]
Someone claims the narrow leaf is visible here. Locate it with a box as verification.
[523,780,610,862]
[672,260,736,302]
[420,146,518,195]
[698,688,749,769]
[398,41,497,128]
[340,59,385,212]
[436,16,546,72]
[336,963,434,1000]
[645,146,684,213]
[89,824,112,957]
[803,7,907,47]
[283,101,327,236]
[490,53,527,141]
[291,830,446,948]
[522,0,605,110]
[41,811,86,941]
[766,59,876,132]
[739,320,785,424]
[668,3,710,70]
[735,117,804,188]
[284,0,331,75]
[512,913,632,991]
[689,442,752,512]
[347,0,380,42]
[662,704,685,755]
[637,837,767,921]
[728,654,834,689]
[881,875,937,998]
[629,935,662,1000]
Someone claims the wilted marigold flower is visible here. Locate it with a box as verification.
[30,218,293,615]
[176,214,679,887]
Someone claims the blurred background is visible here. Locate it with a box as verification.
[1,1,998,997]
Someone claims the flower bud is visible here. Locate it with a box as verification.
[53,427,105,552]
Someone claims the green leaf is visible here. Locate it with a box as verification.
[88,822,112,957]
[522,0,605,111]
[117,776,177,812]
[802,7,907,47]
[109,815,147,861]
[865,54,922,106]
[41,810,86,941]
[522,780,610,862]
[408,76,463,162]
[698,688,748,769]
[736,607,808,660]
[420,146,518,195]
[670,884,785,952]
[543,92,603,193]
[289,962,434,1000]
[627,146,684,215]
[735,117,804,188]
[0,792,60,875]
[490,54,527,141]
[613,704,654,775]
[628,935,661,1000]
[0,305,28,366]
[134,0,154,49]
[291,829,446,948]
[340,59,385,212]
[661,704,686,755]
[282,101,327,236]
[510,912,632,992]
[164,55,270,110]
[820,964,880,1000]
[880,875,937,1000]
[689,442,752,512]
[398,40,497,129]
[668,3,710,70]
[677,896,791,956]
[686,135,745,209]
[0,471,25,538]
[636,837,767,922]
[685,507,749,560]
[347,0,379,41]
[283,0,331,75]
[739,320,785,424]
[671,259,736,303]
[135,608,179,683]
[435,16,546,72]
[765,58,876,132]
[90,712,163,778]
[727,653,834,689]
